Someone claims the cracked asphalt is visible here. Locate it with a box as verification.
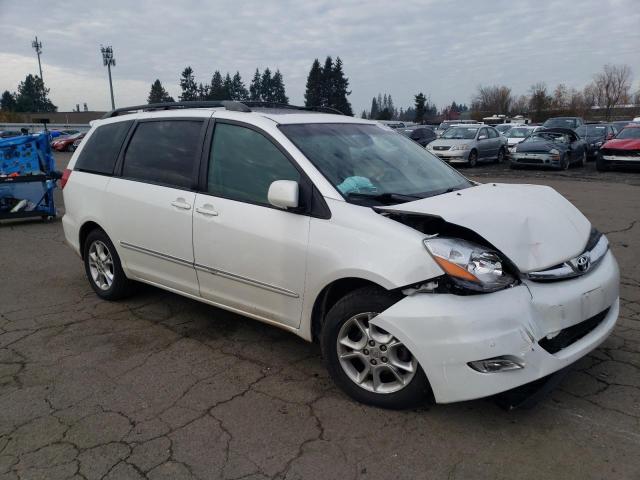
[0,153,638,480]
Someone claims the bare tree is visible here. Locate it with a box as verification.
[472,85,512,115]
[528,82,552,122]
[552,83,569,110]
[510,94,529,115]
[591,64,632,120]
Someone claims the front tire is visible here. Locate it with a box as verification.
[560,154,569,170]
[496,147,505,164]
[596,153,609,171]
[468,149,478,167]
[83,229,134,300]
[321,287,430,409]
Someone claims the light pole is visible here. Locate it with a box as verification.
[100,45,116,110]
[31,36,43,82]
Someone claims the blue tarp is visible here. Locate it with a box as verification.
[0,133,58,218]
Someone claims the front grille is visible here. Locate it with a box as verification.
[517,158,544,164]
[601,148,640,157]
[433,146,449,151]
[539,308,609,354]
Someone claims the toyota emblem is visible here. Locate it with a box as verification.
[576,254,590,272]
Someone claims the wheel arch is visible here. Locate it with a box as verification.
[310,277,389,343]
[79,220,106,259]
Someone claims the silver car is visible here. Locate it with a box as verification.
[427,125,507,167]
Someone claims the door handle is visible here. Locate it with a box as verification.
[171,198,191,210]
[195,204,219,216]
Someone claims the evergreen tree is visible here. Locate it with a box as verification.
[320,56,334,106]
[223,73,234,100]
[331,57,352,115]
[360,110,368,119]
[231,71,248,101]
[197,83,210,100]
[370,97,379,119]
[249,69,261,101]
[260,68,273,102]
[179,67,198,101]
[271,70,289,104]
[15,74,57,112]
[304,59,323,107]
[147,79,174,104]
[209,71,225,100]
[377,93,383,114]
[1,90,17,111]
[414,92,426,123]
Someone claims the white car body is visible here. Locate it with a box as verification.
[62,105,619,405]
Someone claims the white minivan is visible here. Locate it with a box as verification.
[62,101,619,409]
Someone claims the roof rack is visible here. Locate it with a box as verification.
[102,100,344,119]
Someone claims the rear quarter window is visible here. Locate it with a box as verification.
[74,121,133,175]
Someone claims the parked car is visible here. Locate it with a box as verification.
[399,125,437,147]
[542,117,584,130]
[494,123,519,135]
[505,125,545,155]
[611,120,639,134]
[61,101,619,409]
[510,128,587,169]
[51,132,85,152]
[427,125,507,166]
[435,120,480,137]
[596,124,640,171]
[378,120,406,129]
[575,124,616,159]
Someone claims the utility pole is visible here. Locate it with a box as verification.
[31,36,43,82]
[100,45,116,110]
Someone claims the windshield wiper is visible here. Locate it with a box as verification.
[346,192,423,204]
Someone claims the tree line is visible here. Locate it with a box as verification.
[1,75,57,114]
[471,64,638,121]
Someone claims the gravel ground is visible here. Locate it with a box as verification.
[0,152,638,480]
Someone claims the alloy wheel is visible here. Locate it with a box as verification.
[88,240,115,290]
[336,312,417,394]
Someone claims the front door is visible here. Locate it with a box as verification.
[105,119,205,296]
[193,121,309,328]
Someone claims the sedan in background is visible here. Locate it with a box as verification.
[575,124,616,159]
[495,123,520,136]
[427,125,507,166]
[542,117,584,130]
[597,124,640,171]
[511,128,587,170]
[51,132,85,152]
[399,125,437,147]
[611,120,639,134]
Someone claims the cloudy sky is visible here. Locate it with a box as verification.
[1,0,639,113]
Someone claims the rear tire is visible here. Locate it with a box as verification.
[83,229,134,300]
[321,286,430,409]
[496,147,505,164]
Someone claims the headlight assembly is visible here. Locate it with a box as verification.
[424,237,517,293]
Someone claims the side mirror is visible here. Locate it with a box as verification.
[268,180,299,210]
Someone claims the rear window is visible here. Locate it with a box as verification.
[74,121,132,175]
[122,120,203,189]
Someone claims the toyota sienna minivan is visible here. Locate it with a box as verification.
[61,101,619,409]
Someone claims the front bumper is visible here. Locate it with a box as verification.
[430,149,470,163]
[601,153,640,166]
[371,250,619,403]
[511,152,561,168]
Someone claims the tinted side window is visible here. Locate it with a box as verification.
[75,121,132,174]
[122,120,203,189]
[479,128,488,138]
[208,123,300,205]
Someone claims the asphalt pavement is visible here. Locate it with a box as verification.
[0,152,638,480]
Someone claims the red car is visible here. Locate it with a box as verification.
[51,132,85,152]
[597,124,640,171]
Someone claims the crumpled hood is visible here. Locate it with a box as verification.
[516,140,566,153]
[378,183,591,272]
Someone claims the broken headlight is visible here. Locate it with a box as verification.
[424,237,517,293]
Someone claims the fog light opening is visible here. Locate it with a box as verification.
[468,356,525,373]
